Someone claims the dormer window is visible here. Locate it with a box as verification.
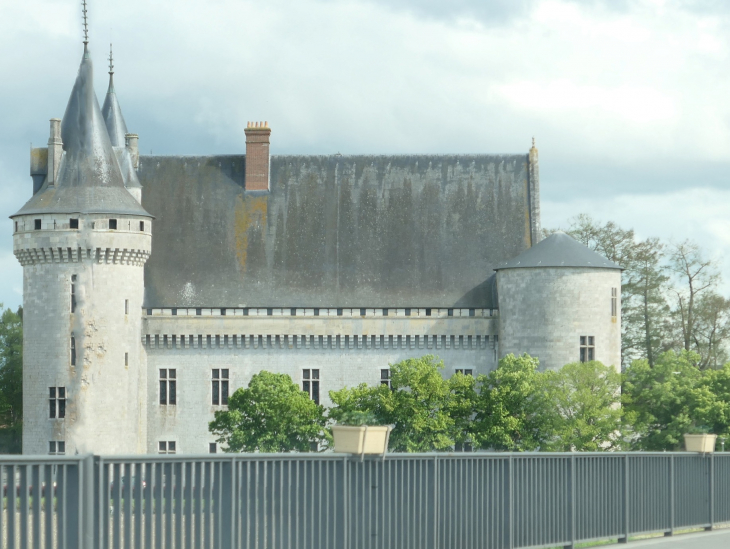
[109,219,118,230]
[70,218,79,229]
[34,219,41,230]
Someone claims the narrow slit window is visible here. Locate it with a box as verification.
[611,288,618,318]
[303,369,320,405]
[159,369,177,405]
[125,300,129,315]
[70,337,76,366]
[125,352,129,367]
[69,218,79,229]
[71,275,77,313]
[580,336,595,362]
[109,219,118,230]
[139,221,145,232]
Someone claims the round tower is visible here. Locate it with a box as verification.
[495,232,622,371]
[11,42,153,455]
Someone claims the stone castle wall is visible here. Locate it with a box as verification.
[497,267,621,371]
[14,213,150,454]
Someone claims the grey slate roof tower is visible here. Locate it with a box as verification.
[11,12,153,455]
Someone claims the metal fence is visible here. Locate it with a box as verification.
[0,452,728,549]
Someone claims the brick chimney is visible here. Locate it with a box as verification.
[244,121,271,191]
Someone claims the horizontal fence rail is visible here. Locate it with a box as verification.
[0,452,727,549]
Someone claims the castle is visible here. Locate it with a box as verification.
[11,35,621,455]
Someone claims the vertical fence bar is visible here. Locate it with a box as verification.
[565,454,575,549]
[708,455,714,531]
[507,455,513,549]
[620,454,629,543]
[65,460,80,549]
[433,455,438,549]
[218,458,235,549]
[31,464,41,549]
[668,455,674,536]
[81,456,95,549]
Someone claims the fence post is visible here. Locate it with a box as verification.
[563,455,576,549]
[81,455,96,549]
[219,458,237,549]
[507,455,513,549]
[667,455,674,536]
[707,454,714,531]
[434,454,439,549]
[619,454,629,543]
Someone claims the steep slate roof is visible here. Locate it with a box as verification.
[494,232,621,270]
[13,47,150,218]
[139,153,537,308]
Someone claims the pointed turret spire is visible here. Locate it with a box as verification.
[82,0,89,52]
[102,43,129,147]
[13,40,149,217]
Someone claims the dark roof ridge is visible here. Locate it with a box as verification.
[495,232,622,271]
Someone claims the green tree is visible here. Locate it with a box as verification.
[472,354,557,451]
[547,361,622,451]
[330,355,459,452]
[668,241,719,360]
[447,371,478,449]
[622,350,715,450]
[209,371,328,452]
[0,306,23,453]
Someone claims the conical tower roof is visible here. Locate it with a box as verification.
[494,232,621,270]
[101,45,129,147]
[13,47,150,217]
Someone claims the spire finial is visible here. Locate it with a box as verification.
[82,0,89,48]
[108,43,114,75]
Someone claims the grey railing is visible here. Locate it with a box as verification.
[0,452,728,548]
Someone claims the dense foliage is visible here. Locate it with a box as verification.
[209,371,328,452]
[0,305,22,453]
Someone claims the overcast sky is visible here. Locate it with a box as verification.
[2,0,730,310]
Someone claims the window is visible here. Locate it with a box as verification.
[70,337,76,366]
[34,219,41,230]
[455,369,473,376]
[139,221,145,232]
[303,369,320,405]
[70,218,79,229]
[14,221,18,232]
[158,441,176,454]
[125,299,129,315]
[209,443,217,454]
[109,219,118,230]
[380,369,391,389]
[49,387,66,419]
[455,442,473,452]
[49,441,66,455]
[71,275,77,313]
[125,353,129,367]
[159,369,177,405]
[580,336,595,362]
[212,369,229,406]
[611,288,618,318]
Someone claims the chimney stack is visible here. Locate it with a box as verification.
[47,118,63,186]
[244,121,271,191]
[125,133,139,169]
